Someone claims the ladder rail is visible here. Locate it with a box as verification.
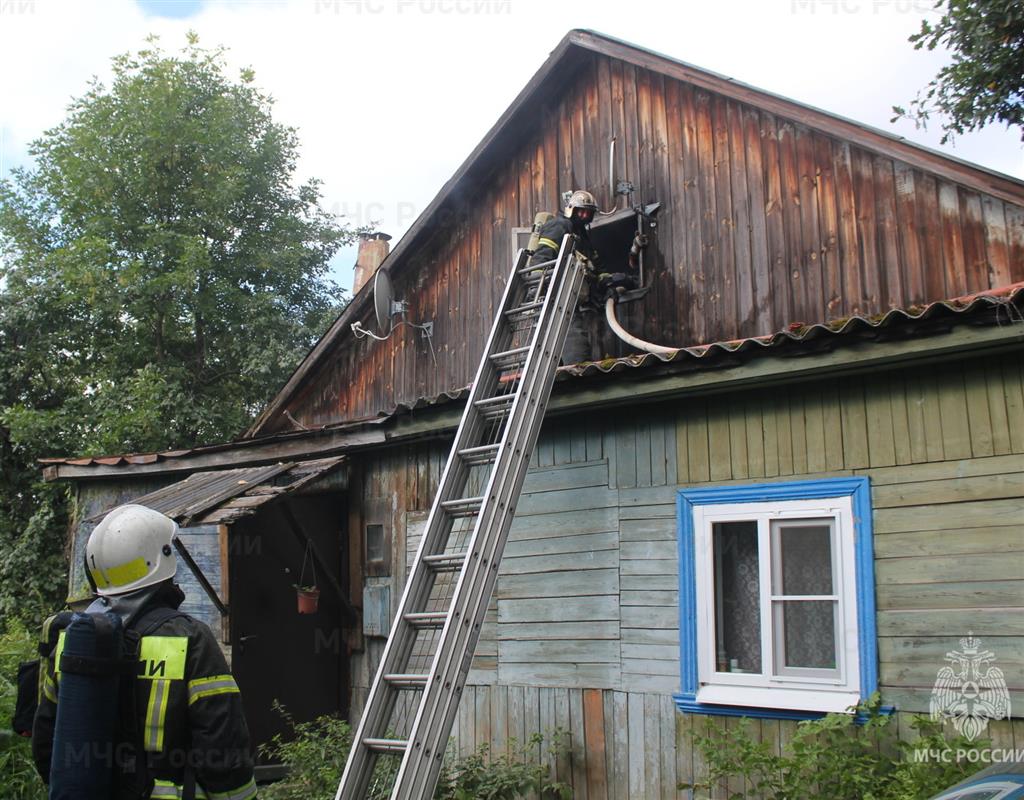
[336,244,563,800]
[394,238,585,799]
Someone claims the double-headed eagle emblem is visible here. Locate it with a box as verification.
[930,632,1011,742]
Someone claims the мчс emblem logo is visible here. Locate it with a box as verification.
[930,632,1011,742]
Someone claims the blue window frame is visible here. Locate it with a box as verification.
[675,477,877,720]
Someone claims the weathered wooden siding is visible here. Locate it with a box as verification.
[348,351,1024,797]
[444,686,1024,800]
[278,52,1024,432]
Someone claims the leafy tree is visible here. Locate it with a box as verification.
[0,34,356,621]
[894,0,1024,143]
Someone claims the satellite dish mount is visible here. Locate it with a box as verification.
[352,266,435,364]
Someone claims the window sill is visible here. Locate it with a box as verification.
[673,685,863,720]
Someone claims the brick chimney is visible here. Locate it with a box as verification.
[352,232,392,293]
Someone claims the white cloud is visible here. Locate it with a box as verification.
[2,0,1021,290]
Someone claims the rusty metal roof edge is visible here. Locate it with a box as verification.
[378,281,1024,411]
[39,416,387,468]
[45,284,1024,474]
[561,283,1024,378]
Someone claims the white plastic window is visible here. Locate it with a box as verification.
[693,497,861,713]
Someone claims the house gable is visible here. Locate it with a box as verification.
[250,29,1024,438]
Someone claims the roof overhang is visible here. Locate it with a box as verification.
[45,285,1024,483]
[85,456,346,528]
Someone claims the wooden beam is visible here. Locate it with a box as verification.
[218,524,231,645]
[45,323,1024,481]
[172,536,228,617]
[381,323,1024,442]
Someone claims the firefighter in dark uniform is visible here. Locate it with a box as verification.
[529,189,602,268]
[33,504,257,800]
[528,189,644,307]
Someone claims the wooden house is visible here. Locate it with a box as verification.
[44,30,1024,796]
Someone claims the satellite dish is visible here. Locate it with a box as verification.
[353,264,435,365]
[374,267,396,334]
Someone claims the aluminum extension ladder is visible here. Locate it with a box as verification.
[337,234,585,800]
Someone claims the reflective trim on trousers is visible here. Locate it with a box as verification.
[207,777,258,800]
[150,779,209,799]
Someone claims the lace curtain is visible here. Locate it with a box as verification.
[713,520,836,674]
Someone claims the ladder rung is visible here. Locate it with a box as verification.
[474,394,514,420]
[363,737,408,754]
[384,673,429,689]
[422,553,466,572]
[505,299,545,319]
[404,611,449,628]
[517,258,555,276]
[490,345,530,368]
[440,496,483,517]
[457,443,499,465]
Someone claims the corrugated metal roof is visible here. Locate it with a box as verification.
[86,456,345,527]
[561,281,1024,378]
[42,283,1024,471]
[40,417,384,468]
[373,281,1024,414]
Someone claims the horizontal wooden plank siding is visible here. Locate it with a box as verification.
[672,353,1024,717]
[346,350,1023,795]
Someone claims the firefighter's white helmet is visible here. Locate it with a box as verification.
[86,504,178,596]
[564,189,597,220]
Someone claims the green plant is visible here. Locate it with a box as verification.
[682,695,987,800]
[0,619,46,800]
[893,0,1024,142]
[436,731,572,800]
[259,702,571,800]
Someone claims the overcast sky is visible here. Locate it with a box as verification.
[2,0,1022,291]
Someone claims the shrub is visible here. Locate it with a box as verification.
[259,702,571,800]
[0,618,46,800]
[436,732,572,800]
[682,694,986,800]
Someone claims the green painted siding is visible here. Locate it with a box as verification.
[669,353,1024,716]
[352,350,1024,797]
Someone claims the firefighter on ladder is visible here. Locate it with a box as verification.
[528,189,647,306]
[528,189,648,363]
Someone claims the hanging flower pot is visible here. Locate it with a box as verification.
[295,540,320,614]
[296,585,320,614]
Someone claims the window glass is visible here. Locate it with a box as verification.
[712,521,761,674]
[778,601,837,670]
[366,523,385,563]
[771,520,838,674]
[777,524,833,595]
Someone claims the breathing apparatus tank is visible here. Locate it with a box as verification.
[526,211,555,254]
[49,610,129,800]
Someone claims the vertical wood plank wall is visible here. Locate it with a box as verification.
[351,353,1024,798]
[278,51,1024,433]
